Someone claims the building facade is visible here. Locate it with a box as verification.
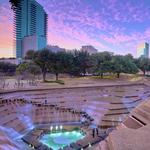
[14,0,48,58]
[81,45,98,55]
[137,42,149,58]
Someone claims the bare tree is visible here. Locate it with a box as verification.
[0,73,9,90]
[14,75,24,89]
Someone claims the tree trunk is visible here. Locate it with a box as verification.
[117,73,120,78]
[143,70,146,76]
[83,69,86,76]
[56,73,58,81]
[42,71,46,82]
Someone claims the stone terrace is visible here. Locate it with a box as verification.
[94,99,150,150]
[1,84,149,128]
[0,83,150,149]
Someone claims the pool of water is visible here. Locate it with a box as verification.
[40,130,85,150]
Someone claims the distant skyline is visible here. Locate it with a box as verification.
[1,0,150,58]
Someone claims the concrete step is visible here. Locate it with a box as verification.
[100,140,110,150]
[123,116,144,129]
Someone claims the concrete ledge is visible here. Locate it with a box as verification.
[108,125,150,150]
[0,83,146,95]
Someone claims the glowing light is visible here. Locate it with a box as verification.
[65,132,69,135]
[50,126,53,131]
[88,143,92,147]
[60,125,63,130]
[56,126,58,130]
[76,133,80,136]
[57,133,61,136]
[40,130,85,149]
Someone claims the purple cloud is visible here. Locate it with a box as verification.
[1,0,150,57]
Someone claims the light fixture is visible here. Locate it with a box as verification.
[89,143,92,147]
[50,126,53,131]
[60,125,63,130]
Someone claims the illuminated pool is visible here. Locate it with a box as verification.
[40,130,85,150]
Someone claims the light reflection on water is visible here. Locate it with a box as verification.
[40,130,85,150]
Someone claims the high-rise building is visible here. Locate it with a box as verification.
[14,0,48,58]
[137,42,149,58]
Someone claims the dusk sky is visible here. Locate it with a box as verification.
[0,0,150,58]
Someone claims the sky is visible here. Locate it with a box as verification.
[0,0,150,58]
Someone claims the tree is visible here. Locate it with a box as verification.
[0,73,9,90]
[0,62,16,75]
[16,62,28,76]
[112,55,138,78]
[33,49,50,82]
[16,62,41,86]
[26,50,74,81]
[28,63,41,76]
[70,50,91,76]
[77,50,91,76]
[25,50,35,60]
[9,0,20,11]
[125,53,134,60]
[16,62,41,77]
[50,51,72,81]
[135,57,149,75]
[90,52,113,78]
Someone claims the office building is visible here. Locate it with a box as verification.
[137,42,149,58]
[81,45,98,55]
[14,0,48,58]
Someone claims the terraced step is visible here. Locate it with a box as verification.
[110,98,142,104]
[102,114,128,122]
[109,107,134,111]
[99,121,119,129]
[100,140,110,150]
[105,109,130,116]
[123,116,144,129]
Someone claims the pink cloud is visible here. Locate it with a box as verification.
[0,3,13,57]
[1,0,150,58]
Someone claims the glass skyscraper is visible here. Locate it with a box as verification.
[14,0,48,58]
[137,42,149,58]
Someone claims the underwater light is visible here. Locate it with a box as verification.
[50,126,53,131]
[60,125,63,130]
[88,143,92,147]
[65,132,69,135]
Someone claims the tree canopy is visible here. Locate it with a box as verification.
[17,62,41,76]
[24,49,150,80]
[26,49,92,81]
[135,57,150,75]
[0,62,16,75]
[112,55,138,78]
[9,0,20,11]
[90,52,113,77]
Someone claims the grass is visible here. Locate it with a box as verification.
[55,80,65,84]
[91,75,116,79]
[45,80,65,85]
